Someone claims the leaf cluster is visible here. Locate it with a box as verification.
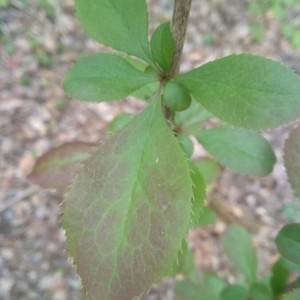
[175,224,300,300]
[27,0,300,299]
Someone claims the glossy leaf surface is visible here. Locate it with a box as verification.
[75,0,152,63]
[177,54,300,129]
[63,99,193,300]
[284,125,300,198]
[28,142,96,196]
[195,126,276,176]
[64,53,158,102]
[221,225,257,284]
[276,223,300,265]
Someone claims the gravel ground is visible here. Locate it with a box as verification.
[1,0,300,299]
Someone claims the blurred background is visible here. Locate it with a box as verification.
[0,0,300,299]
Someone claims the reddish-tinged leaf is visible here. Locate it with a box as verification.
[63,99,193,300]
[28,142,96,196]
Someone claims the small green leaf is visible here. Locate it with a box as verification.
[275,223,300,265]
[175,272,225,300]
[189,162,206,226]
[163,81,192,112]
[195,206,217,226]
[174,99,212,134]
[175,239,196,276]
[175,279,220,300]
[249,282,273,300]
[75,0,152,63]
[150,22,175,72]
[28,142,96,196]
[63,98,193,300]
[270,258,290,296]
[195,126,276,176]
[64,53,158,102]
[221,284,249,300]
[221,225,257,284]
[122,54,148,71]
[283,288,300,300]
[176,54,300,129]
[132,82,159,101]
[281,256,300,272]
[284,125,300,199]
[193,157,221,185]
[202,273,226,297]
[178,135,194,158]
[108,113,134,135]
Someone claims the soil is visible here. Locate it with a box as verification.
[1,0,300,299]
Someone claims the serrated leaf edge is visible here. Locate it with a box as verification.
[62,102,194,299]
[176,54,300,130]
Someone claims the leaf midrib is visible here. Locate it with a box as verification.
[106,101,159,299]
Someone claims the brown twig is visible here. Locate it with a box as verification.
[169,0,192,77]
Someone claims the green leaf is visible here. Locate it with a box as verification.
[221,284,249,300]
[178,135,194,158]
[202,273,226,297]
[175,239,196,276]
[176,54,300,129]
[64,53,158,102]
[193,157,221,185]
[189,162,206,226]
[174,99,212,134]
[195,206,217,226]
[122,54,148,71]
[132,82,159,101]
[284,125,300,199]
[108,113,134,135]
[275,223,300,265]
[75,0,152,63]
[150,22,175,72]
[281,256,300,272]
[249,282,273,300]
[195,126,276,176]
[174,279,220,300]
[270,258,290,296]
[163,81,192,112]
[221,225,257,284]
[28,142,96,196]
[63,98,193,300]
[283,289,300,300]
[175,272,225,300]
